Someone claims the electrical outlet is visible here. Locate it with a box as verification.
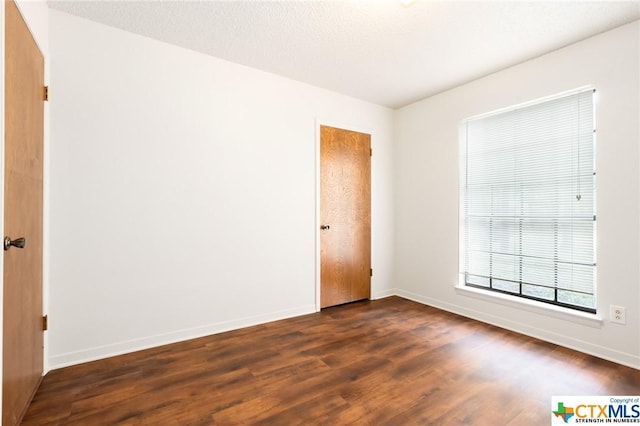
[610,305,626,325]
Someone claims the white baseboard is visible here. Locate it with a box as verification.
[395,289,640,370]
[49,304,316,369]
[49,290,640,371]
[371,288,397,300]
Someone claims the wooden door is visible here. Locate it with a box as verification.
[3,1,45,424]
[320,125,371,308]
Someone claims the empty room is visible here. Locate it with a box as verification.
[2,0,640,424]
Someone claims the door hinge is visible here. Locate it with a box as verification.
[370,148,372,157]
[43,86,49,101]
[370,268,373,277]
[42,315,48,331]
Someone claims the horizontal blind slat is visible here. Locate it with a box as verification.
[461,89,596,312]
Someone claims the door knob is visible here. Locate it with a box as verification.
[4,236,25,251]
[320,225,330,230]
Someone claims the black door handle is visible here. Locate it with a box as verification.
[320,225,330,230]
[4,236,25,251]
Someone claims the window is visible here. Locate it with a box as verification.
[460,89,596,313]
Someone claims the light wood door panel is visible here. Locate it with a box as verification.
[3,0,45,424]
[320,125,370,308]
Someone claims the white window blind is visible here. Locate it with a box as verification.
[460,89,596,313]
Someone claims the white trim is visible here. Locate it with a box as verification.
[49,304,316,369]
[454,283,603,327]
[47,288,640,371]
[459,88,597,314]
[462,85,595,123]
[371,288,397,300]
[314,120,321,312]
[41,19,50,377]
[395,289,639,370]
[314,118,375,312]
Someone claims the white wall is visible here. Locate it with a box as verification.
[45,8,639,371]
[15,0,48,56]
[394,21,640,368]
[48,10,394,368]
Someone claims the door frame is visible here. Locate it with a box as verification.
[0,1,6,419]
[314,119,373,312]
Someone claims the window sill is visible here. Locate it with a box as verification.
[455,284,604,328]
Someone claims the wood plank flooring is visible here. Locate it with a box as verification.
[22,297,640,425]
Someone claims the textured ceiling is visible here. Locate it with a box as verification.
[47,1,640,109]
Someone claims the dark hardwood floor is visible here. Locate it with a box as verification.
[22,296,640,425]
